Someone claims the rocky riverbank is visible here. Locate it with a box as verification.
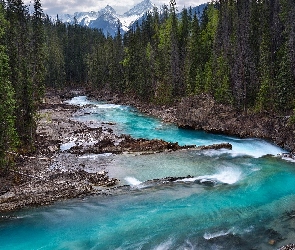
[0,91,118,212]
[176,94,295,153]
[0,89,233,212]
[87,89,295,154]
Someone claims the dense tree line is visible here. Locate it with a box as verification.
[0,0,46,173]
[87,0,295,111]
[0,0,105,173]
[1,0,295,172]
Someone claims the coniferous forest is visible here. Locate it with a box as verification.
[1,0,295,173]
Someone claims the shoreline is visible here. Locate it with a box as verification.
[0,89,232,212]
[0,91,119,212]
[86,88,295,154]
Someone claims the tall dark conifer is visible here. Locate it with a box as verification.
[6,0,36,149]
[0,2,18,173]
[32,0,46,102]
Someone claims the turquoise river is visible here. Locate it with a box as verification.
[1,96,295,249]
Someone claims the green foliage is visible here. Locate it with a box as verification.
[288,109,295,125]
[32,0,46,99]
[213,55,233,104]
[153,81,173,105]
[45,24,66,88]
[185,12,201,95]
[194,69,204,95]
[85,0,294,114]
[0,3,18,173]
[204,58,213,93]
[275,45,295,112]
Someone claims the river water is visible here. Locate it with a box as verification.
[1,96,295,249]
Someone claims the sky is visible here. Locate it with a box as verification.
[24,0,208,17]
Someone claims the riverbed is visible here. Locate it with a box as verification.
[1,95,295,249]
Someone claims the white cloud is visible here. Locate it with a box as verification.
[24,0,208,16]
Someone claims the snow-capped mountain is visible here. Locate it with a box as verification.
[62,11,99,26]
[120,0,154,32]
[124,0,154,17]
[60,0,154,36]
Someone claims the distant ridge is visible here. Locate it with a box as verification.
[60,1,206,36]
[60,0,154,36]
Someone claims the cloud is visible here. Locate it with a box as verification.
[24,0,208,16]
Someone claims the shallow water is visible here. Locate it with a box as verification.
[1,96,295,250]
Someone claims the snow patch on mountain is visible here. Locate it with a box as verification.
[59,0,154,36]
[59,0,206,36]
[124,0,154,17]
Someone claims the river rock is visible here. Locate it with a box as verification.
[280,244,295,250]
[197,143,232,150]
[175,94,295,152]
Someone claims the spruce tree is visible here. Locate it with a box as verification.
[0,3,18,174]
[6,0,36,149]
[32,0,46,101]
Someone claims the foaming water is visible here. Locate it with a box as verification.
[107,149,258,186]
[2,163,295,250]
[203,228,233,240]
[78,153,112,159]
[178,167,242,185]
[59,141,76,151]
[2,157,295,249]
[153,238,174,250]
[200,167,242,184]
[228,138,285,158]
[64,95,93,106]
[124,176,142,186]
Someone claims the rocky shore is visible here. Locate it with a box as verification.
[176,94,295,153]
[87,89,295,154]
[0,92,118,212]
[0,89,233,212]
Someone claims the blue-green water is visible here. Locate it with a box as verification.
[1,96,295,249]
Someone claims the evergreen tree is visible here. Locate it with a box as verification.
[0,2,18,174]
[31,0,46,100]
[274,38,295,112]
[44,19,66,88]
[256,38,274,112]
[185,12,201,95]
[213,54,233,104]
[177,7,190,96]
[6,0,36,149]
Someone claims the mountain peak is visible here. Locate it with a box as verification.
[101,5,116,15]
[124,0,154,17]
[61,1,207,37]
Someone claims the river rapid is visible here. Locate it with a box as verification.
[1,96,295,249]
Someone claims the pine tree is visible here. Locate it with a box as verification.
[44,19,66,88]
[31,0,46,101]
[6,0,36,149]
[178,7,190,96]
[275,45,294,112]
[255,1,274,112]
[213,54,233,104]
[0,2,18,174]
[185,12,201,95]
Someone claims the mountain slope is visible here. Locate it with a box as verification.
[60,0,154,36]
[60,1,206,36]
